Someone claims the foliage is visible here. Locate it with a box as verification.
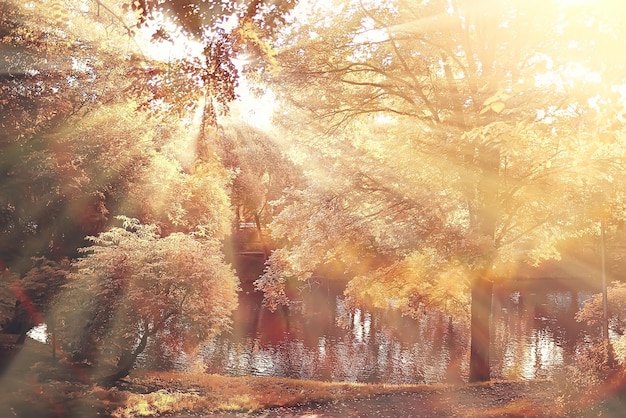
[128,150,234,237]
[576,282,626,340]
[0,1,167,272]
[122,0,298,124]
[0,0,242,347]
[613,334,626,365]
[0,258,70,341]
[216,121,303,226]
[553,340,618,414]
[6,257,69,323]
[0,271,19,327]
[128,0,298,39]
[345,251,471,321]
[54,217,239,377]
[251,0,626,381]
[256,0,626,313]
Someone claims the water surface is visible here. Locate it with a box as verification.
[197,268,594,384]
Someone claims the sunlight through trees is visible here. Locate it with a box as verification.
[1,0,625,394]
[255,0,626,381]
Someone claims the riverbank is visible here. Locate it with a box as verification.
[1,335,625,417]
[0,369,560,417]
[0,369,613,417]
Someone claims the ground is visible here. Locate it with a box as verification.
[216,380,625,418]
[218,381,559,417]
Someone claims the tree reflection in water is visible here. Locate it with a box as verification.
[197,274,593,384]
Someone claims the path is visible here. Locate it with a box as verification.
[205,381,564,417]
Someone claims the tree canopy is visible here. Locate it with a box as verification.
[255,0,626,381]
[54,217,239,381]
[2,0,626,386]
[0,0,288,378]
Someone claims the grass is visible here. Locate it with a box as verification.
[117,370,450,416]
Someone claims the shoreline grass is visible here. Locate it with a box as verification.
[119,370,453,416]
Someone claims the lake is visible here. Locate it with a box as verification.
[190,256,598,384]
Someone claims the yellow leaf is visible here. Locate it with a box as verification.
[490,101,505,113]
[482,94,500,107]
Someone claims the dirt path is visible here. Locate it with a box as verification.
[202,381,565,417]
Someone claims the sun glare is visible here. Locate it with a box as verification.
[137,22,204,62]
[4,0,626,415]
[555,0,611,6]
[233,85,276,131]
[132,12,275,131]
[556,0,591,5]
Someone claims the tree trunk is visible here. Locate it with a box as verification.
[98,330,150,386]
[469,276,493,382]
[254,212,271,259]
[4,302,33,344]
[468,139,500,383]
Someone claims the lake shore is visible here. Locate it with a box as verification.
[1,335,624,417]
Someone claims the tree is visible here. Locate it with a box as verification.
[0,0,301,268]
[1,1,111,271]
[215,121,303,256]
[0,0,166,339]
[1,258,69,344]
[0,0,229,341]
[256,0,626,381]
[54,217,239,383]
[129,0,298,39]
[0,1,305,386]
[578,282,626,338]
[123,0,299,135]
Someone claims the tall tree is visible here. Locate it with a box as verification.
[0,0,169,337]
[0,0,243,343]
[256,0,626,381]
[124,0,299,134]
[1,0,300,378]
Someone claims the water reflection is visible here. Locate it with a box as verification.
[197,259,594,384]
[201,299,462,384]
[491,289,591,381]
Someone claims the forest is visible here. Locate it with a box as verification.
[1,0,626,416]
